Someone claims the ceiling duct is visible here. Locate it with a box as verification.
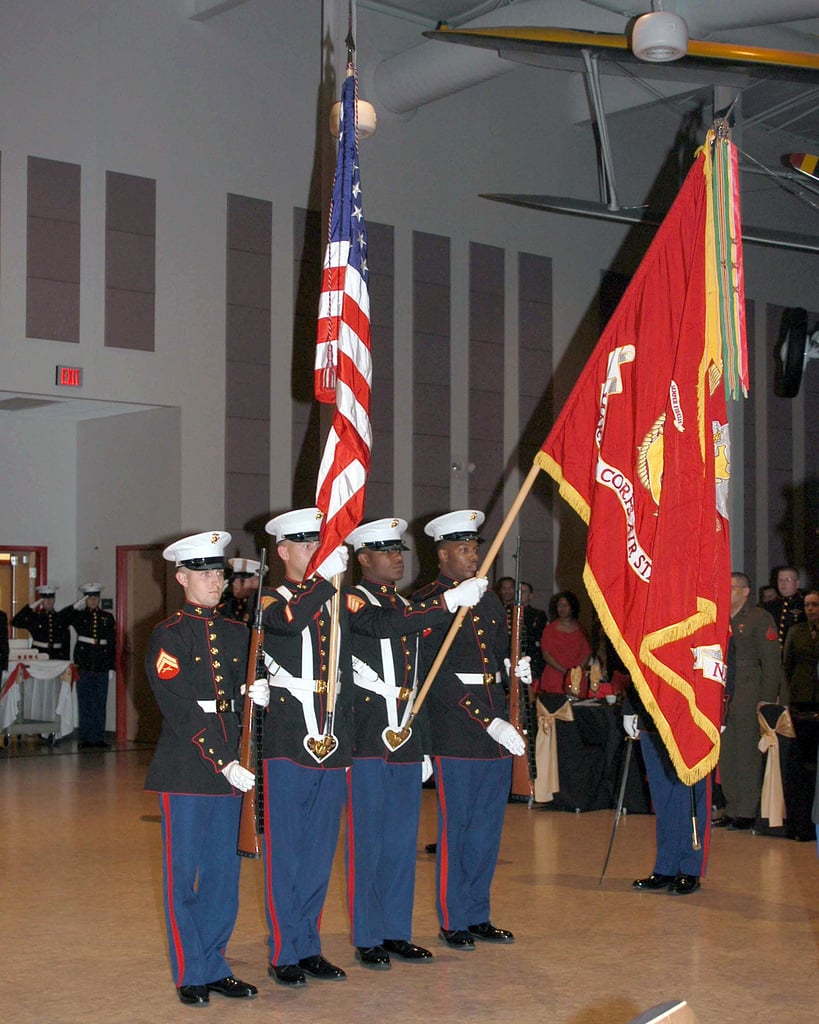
[370,0,819,116]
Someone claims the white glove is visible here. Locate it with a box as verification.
[487,718,525,756]
[316,545,349,580]
[74,597,87,610]
[421,755,433,783]
[249,678,270,708]
[623,714,640,740]
[443,576,488,611]
[222,760,255,792]
[504,655,532,686]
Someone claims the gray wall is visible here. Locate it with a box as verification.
[0,0,815,611]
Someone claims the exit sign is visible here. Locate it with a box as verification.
[56,365,83,388]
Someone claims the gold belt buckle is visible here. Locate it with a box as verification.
[315,680,328,694]
[216,699,231,713]
[398,687,412,702]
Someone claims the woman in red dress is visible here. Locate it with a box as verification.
[537,591,591,695]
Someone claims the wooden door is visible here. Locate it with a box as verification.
[116,545,176,744]
[0,547,47,638]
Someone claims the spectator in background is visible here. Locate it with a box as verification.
[0,607,8,675]
[813,747,819,858]
[537,591,591,695]
[764,566,806,648]
[713,573,782,831]
[496,576,547,681]
[590,613,630,696]
[62,583,117,749]
[11,584,71,659]
[758,585,778,606]
[222,557,263,625]
[783,590,819,705]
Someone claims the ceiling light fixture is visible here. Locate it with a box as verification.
[329,96,377,139]
[632,1,688,63]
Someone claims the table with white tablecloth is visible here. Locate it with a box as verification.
[0,660,79,742]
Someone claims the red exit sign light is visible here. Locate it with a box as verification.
[56,365,83,388]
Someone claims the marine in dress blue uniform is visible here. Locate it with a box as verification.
[413,510,523,950]
[344,517,483,969]
[11,584,71,659]
[62,583,116,748]
[625,685,711,895]
[144,531,258,1006]
[258,509,470,985]
[258,508,353,988]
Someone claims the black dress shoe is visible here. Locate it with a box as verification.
[668,874,701,895]
[177,985,209,1005]
[468,921,515,943]
[383,939,433,961]
[632,873,675,890]
[439,928,475,949]
[207,975,258,998]
[268,963,306,987]
[355,945,391,969]
[298,955,347,980]
[711,815,731,827]
[727,817,754,831]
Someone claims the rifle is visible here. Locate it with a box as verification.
[509,537,538,805]
[237,549,267,858]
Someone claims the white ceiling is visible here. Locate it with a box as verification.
[360,1,819,142]
[352,1,819,247]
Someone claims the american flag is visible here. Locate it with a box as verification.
[308,70,372,575]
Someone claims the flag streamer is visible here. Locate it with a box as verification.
[704,122,749,399]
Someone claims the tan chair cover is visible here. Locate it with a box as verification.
[757,704,796,828]
[534,698,574,803]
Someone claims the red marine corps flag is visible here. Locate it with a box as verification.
[537,127,747,783]
[307,65,372,577]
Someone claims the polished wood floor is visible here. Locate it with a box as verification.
[2,735,818,1024]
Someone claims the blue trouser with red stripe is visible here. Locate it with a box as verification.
[640,730,711,877]
[263,758,346,966]
[433,755,511,931]
[77,669,108,744]
[158,792,242,987]
[346,758,422,947]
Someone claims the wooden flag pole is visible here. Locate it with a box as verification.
[400,461,543,732]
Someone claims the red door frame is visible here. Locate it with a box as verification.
[115,543,164,743]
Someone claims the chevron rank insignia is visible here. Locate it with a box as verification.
[156,649,180,679]
[345,594,366,614]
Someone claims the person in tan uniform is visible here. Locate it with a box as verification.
[713,572,782,830]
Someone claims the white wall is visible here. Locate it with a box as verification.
[75,407,181,596]
[0,416,78,590]
[0,0,814,598]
